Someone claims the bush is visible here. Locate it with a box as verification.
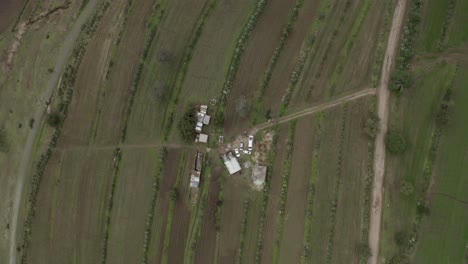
[386,132,407,154]
[170,187,179,202]
[389,69,411,94]
[363,113,380,138]
[358,243,372,259]
[46,112,62,128]
[394,230,407,246]
[177,107,196,143]
[400,181,414,195]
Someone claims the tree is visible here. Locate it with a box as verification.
[46,112,62,128]
[386,132,407,154]
[177,107,196,143]
[364,113,380,138]
[389,69,411,94]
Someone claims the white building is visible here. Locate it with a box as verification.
[195,133,209,144]
[222,152,241,175]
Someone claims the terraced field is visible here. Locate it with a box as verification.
[2,0,467,263]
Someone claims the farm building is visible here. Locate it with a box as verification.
[222,152,241,175]
[252,165,267,189]
[195,133,209,143]
[190,152,203,189]
[194,104,211,134]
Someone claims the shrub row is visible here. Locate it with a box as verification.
[253,0,305,124]
[371,1,394,87]
[301,112,324,263]
[19,2,110,263]
[235,198,251,264]
[328,0,372,96]
[141,147,167,264]
[437,0,456,51]
[120,6,165,142]
[162,1,217,140]
[279,0,335,115]
[101,148,122,264]
[389,0,424,94]
[404,87,454,256]
[273,122,297,263]
[359,141,375,264]
[254,129,279,264]
[325,105,348,264]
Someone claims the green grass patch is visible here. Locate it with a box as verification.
[417,0,451,52]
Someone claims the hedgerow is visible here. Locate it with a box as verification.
[389,0,424,94]
[253,0,305,124]
[325,105,348,264]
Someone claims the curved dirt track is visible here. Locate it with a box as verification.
[8,1,100,263]
[368,1,407,264]
[252,88,376,133]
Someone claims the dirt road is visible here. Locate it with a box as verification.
[252,88,375,133]
[368,1,407,264]
[8,1,100,263]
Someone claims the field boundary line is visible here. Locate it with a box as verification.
[368,0,408,263]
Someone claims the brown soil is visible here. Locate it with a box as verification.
[0,0,25,33]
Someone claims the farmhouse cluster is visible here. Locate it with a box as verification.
[188,103,267,192]
[194,105,211,144]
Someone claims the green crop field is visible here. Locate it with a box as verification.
[1,0,467,263]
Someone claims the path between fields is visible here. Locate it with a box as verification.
[9,1,100,263]
[369,1,407,264]
[251,88,376,133]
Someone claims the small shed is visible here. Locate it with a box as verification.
[190,170,201,188]
[252,165,267,189]
[196,133,209,144]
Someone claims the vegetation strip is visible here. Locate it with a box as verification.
[120,1,166,142]
[18,2,110,263]
[214,0,268,126]
[405,69,457,256]
[359,118,376,263]
[252,0,305,124]
[161,152,186,264]
[91,0,137,141]
[389,0,424,94]
[253,128,279,264]
[437,0,456,51]
[371,0,394,87]
[141,147,166,264]
[184,158,212,264]
[325,105,348,264]
[101,148,122,264]
[236,198,251,264]
[301,112,324,263]
[328,0,373,96]
[273,121,297,264]
[279,0,335,115]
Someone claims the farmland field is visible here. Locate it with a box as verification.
[1,0,467,263]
